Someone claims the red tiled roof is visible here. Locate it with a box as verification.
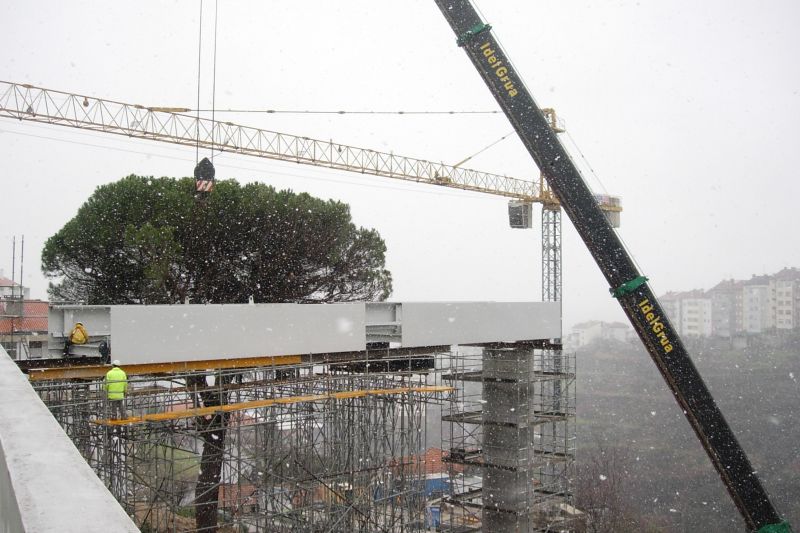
[0,317,48,334]
[0,299,48,334]
[0,276,19,287]
[23,300,48,316]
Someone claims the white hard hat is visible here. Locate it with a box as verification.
[112,360,121,366]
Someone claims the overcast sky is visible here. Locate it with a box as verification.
[2,1,799,331]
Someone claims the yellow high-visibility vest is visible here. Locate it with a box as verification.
[104,367,128,400]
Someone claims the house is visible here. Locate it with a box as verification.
[0,278,48,359]
[566,321,631,348]
[0,273,30,299]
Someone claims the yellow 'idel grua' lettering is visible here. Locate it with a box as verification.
[638,298,674,354]
[479,42,518,98]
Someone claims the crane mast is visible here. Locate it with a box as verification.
[431,1,791,531]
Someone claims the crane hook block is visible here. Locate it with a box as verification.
[194,157,216,181]
[194,157,216,193]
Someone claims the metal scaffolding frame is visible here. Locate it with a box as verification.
[541,207,562,304]
[33,341,576,532]
[441,346,576,532]
[34,353,452,532]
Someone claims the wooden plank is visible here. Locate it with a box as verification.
[93,386,453,426]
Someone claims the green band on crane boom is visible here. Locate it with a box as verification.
[610,275,649,298]
[457,22,492,46]
[758,522,794,533]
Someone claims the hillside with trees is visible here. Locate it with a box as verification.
[574,334,799,532]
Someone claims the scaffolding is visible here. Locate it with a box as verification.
[441,345,576,532]
[32,342,576,532]
[34,353,452,532]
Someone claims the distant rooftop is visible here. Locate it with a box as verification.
[0,299,48,334]
[0,276,20,288]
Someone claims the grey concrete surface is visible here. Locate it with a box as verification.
[110,302,367,363]
[400,301,560,347]
[50,301,561,362]
[0,347,139,533]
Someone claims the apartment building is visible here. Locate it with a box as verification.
[742,275,773,334]
[660,292,682,326]
[659,289,711,337]
[707,279,741,338]
[658,268,800,338]
[771,268,800,330]
[566,320,631,348]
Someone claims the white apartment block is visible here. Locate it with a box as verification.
[658,269,800,338]
[566,321,631,348]
[570,269,799,342]
[708,280,739,338]
[742,284,772,334]
[771,273,799,330]
[660,290,711,337]
[680,296,712,337]
[660,293,681,326]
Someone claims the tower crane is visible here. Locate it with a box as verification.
[0,80,620,309]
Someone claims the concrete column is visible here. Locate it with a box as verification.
[482,346,535,532]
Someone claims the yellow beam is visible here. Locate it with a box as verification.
[93,385,453,426]
[27,355,303,382]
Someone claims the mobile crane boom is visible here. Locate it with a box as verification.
[432,1,791,531]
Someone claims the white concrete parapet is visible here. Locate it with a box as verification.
[0,346,139,532]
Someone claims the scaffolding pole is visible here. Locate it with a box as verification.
[442,346,576,532]
[35,354,452,533]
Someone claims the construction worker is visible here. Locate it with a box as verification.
[63,321,89,356]
[104,360,128,420]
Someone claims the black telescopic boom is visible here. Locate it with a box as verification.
[432,1,787,530]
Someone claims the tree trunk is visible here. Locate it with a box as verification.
[188,374,231,533]
[195,414,228,532]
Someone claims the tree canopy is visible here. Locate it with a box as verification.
[42,175,392,304]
